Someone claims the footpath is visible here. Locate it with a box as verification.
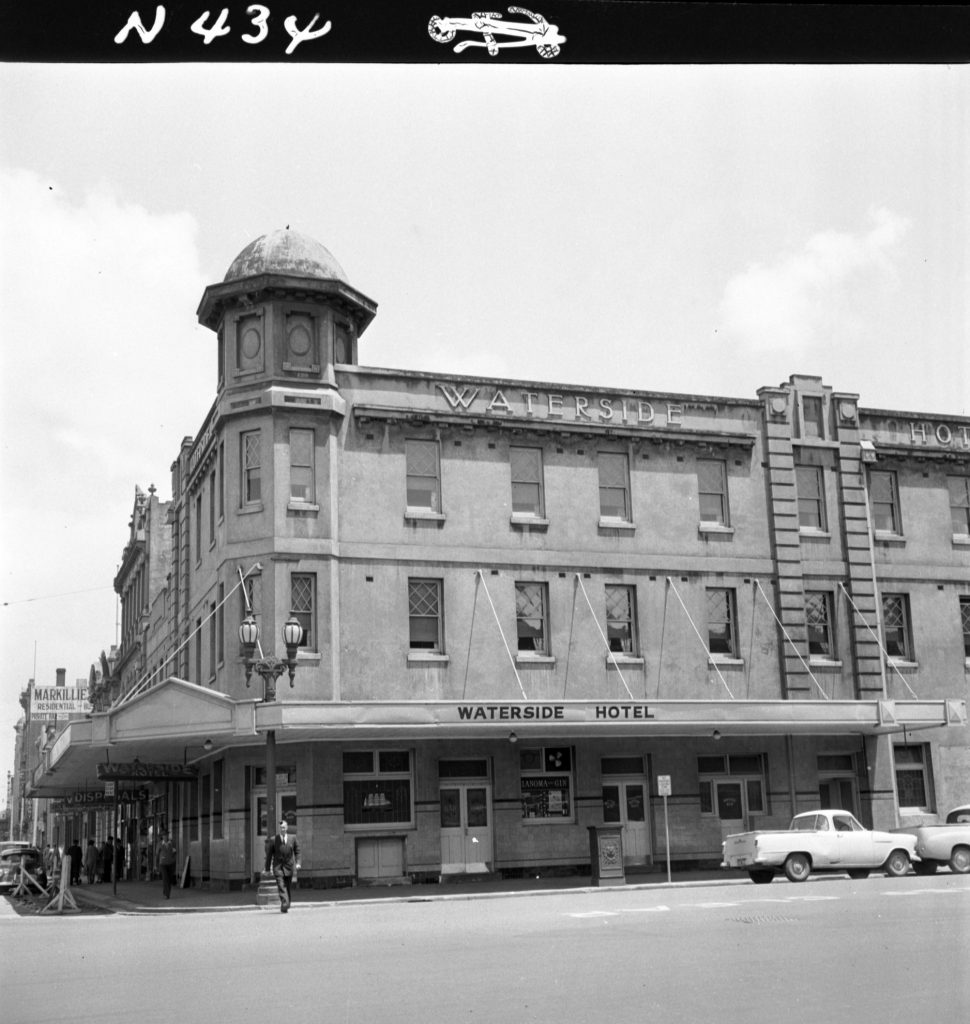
[3,867,749,916]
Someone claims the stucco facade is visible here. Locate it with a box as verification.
[32,229,968,888]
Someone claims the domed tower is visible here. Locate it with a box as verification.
[197,228,377,393]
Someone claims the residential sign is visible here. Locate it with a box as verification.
[29,685,89,717]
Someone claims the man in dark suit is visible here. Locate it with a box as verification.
[264,818,300,913]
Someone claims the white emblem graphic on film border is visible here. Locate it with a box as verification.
[429,8,566,58]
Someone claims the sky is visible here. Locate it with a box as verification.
[1,62,967,803]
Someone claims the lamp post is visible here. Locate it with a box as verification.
[238,612,302,906]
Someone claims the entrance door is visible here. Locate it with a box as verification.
[251,788,297,875]
[716,781,745,842]
[819,778,857,815]
[601,778,650,864]
[439,783,492,874]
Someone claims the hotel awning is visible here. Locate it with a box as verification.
[30,677,966,796]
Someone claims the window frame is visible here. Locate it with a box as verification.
[796,463,828,532]
[947,476,970,537]
[515,581,550,658]
[697,754,767,819]
[290,573,316,651]
[961,596,970,660]
[805,590,836,661]
[882,593,914,663]
[597,450,632,523]
[605,584,638,656]
[405,438,442,515]
[510,445,545,519]
[408,578,444,654]
[894,743,934,813]
[697,458,730,527]
[869,469,901,536]
[241,430,262,508]
[519,746,575,824]
[706,587,738,660]
[342,750,414,830]
[289,427,316,505]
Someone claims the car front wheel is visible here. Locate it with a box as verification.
[949,845,970,874]
[883,850,911,877]
[784,853,811,883]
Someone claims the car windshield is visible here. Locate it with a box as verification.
[945,808,970,824]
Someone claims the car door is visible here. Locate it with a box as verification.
[831,812,875,865]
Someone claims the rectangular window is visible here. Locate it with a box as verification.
[605,584,637,654]
[241,431,261,506]
[208,600,216,679]
[510,446,544,517]
[218,442,225,519]
[869,470,900,534]
[697,459,729,526]
[342,750,413,828]
[894,744,933,811]
[406,439,440,512]
[217,582,225,666]
[195,493,203,563]
[698,754,767,818]
[408,579,443,652]
[212,759,224,840]
[882,594,913,661]
[961,597,970,658]
[209,470,216,543]
[598,451,631,521]
[289,428,315,502]
[805,590,835,659]
[195,617,203,683]
[515,582,548,655]
[291,573,315,650]
[706,588,737,657]
[796,464,827,530]
[947,476,970,536]
[801,395,824,439]
[520,747,574,821]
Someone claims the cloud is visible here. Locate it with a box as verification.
[717,207,911,355]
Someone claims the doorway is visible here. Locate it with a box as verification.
[601,778,650,864]
[439,783,493,875]
[251,787,297,875]
[819,777,858,815]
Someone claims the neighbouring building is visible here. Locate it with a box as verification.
[29,228,968,888]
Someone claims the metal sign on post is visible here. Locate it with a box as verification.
[657,775,672,883]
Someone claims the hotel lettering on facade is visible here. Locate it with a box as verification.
[32,230,968,887]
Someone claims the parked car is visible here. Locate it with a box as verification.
[0,847,47,893]
[892,805,970,875]
[721,809,919,883]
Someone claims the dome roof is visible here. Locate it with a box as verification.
[224,228,348,284]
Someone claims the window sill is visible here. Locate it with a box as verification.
[238,503,264,516]
[698,523,734,537]
[510,514,550,529]
[407,652,449,666]
[515,654,556,666]
[809,658,843,670]
[597,518,636,533]
[296,651,320,665]
[606,655,644,667]
[887,658,918,671]
[287,501,320,514]
[405,509,446,523]
[799,527,831,540]
[708,656,744,668]
[874,531,906,546]
[952,534,970,547]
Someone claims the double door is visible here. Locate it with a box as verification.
[601,777,650,864]
[440,783,492,874]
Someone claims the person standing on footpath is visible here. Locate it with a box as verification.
[101,837,114,883]
[83,839,98,885]
[67,839,83,886]
[114,836,125,882]
[156,831,177,899]
[264,818,300,913]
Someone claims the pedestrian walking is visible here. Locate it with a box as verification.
[156,831,177,899]
[83,839,98,885]
[114,837,125,882]
[101,837,114,883]
[67,839,83,886]
[264,818,300,913]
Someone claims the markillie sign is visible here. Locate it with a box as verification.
[29,685,89,717]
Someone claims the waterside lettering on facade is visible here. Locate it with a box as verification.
[437,383,686,428]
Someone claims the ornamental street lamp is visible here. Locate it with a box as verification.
[238,613,302,907]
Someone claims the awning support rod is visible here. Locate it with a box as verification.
[753,580,829,700]
[575,574,635,700]
[665,577,734,699]
[476,570,528,700]
[838,582,919,699]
